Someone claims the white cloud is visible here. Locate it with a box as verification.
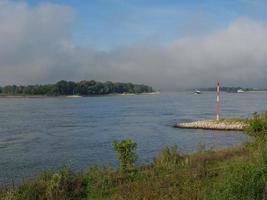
[0,1,267,90]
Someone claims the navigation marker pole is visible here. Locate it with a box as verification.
[216,80,220,121]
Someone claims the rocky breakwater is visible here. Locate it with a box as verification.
[175,119,247,131]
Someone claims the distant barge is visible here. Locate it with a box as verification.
[175,120,247,131]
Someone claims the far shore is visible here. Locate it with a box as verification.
[0,92,160,98]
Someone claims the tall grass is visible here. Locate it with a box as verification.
[247,112,267,136]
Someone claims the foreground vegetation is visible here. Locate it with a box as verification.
[0,80,154,96]
[1,112,267,200]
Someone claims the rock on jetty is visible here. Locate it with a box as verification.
[175,120,247,131]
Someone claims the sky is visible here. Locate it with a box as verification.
[1,0,267,90]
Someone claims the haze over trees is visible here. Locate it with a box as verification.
[199,87,247,93]
[0,80,154,96]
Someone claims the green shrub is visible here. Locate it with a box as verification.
[247,112,267,136]
[112,140,137,172]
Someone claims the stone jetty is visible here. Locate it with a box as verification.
[175,119,247,131]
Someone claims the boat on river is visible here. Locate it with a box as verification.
[193,89,201,94]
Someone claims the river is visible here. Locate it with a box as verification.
[1,91,266,184]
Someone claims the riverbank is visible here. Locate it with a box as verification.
[175,119,247,131]
[1,112,266,200]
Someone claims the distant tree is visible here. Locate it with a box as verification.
[0,80,153,96]
[56,80,69,95]
[103,81,113,94]
[77,81,88,95]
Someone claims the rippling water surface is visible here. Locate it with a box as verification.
[1,91,267,184]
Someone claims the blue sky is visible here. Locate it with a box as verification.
[21,0,267,50]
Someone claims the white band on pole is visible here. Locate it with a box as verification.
[216,80,220,121]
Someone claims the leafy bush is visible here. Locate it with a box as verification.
[112,140,137,172]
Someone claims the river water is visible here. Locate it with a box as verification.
[1,91,266,184]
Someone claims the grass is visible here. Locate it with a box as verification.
[1,113,267,200]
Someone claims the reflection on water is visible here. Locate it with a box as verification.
[1,91,266,184]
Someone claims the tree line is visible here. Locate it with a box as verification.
[0,80,154,96]
[200,87,250,93]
